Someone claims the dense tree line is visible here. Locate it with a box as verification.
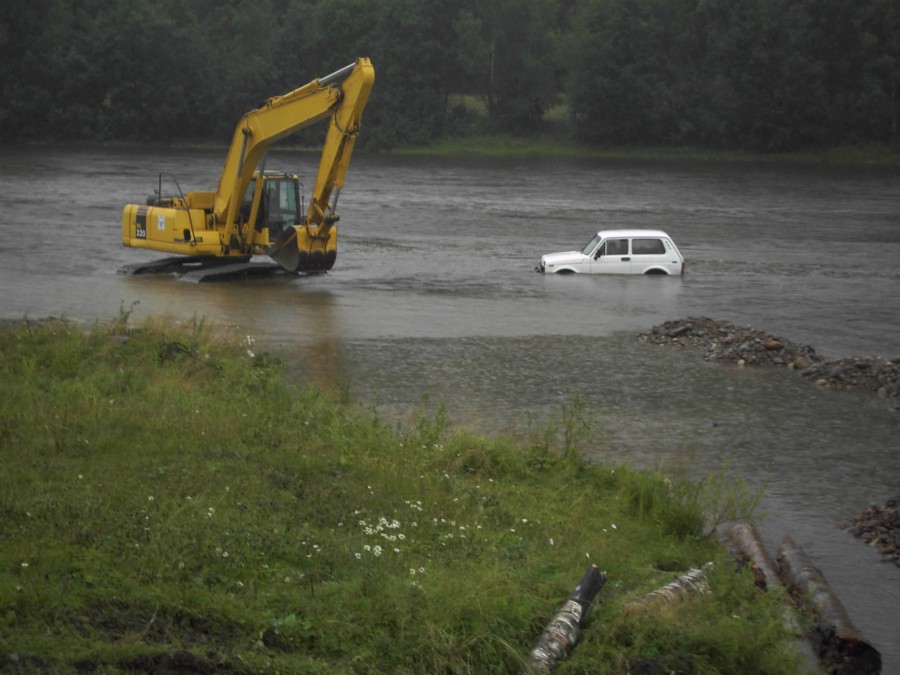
[1,0,897,151]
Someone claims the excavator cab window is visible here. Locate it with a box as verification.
[260,177,301,239]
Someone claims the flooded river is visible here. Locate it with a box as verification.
[1,146,899,670]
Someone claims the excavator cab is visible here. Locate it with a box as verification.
[262,176,302,243]
[243,174,303,242]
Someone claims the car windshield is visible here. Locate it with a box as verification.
[581,234,601,256]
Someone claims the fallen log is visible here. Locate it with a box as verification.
[717,522,822,673]
[716,521,781,590]
[777,535,881,675]
[623,563,714,615]
[524,565,607,674]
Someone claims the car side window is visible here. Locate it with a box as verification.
[605,239,629,256]
[632,238,666,254]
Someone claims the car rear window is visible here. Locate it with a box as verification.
[632,238,666,254]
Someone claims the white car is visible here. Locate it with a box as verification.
[538,229,684,275]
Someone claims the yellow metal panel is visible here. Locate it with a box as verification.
[122,204,221,254]
[185,191,214,210]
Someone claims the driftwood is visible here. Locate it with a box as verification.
[778,535,881,675]
[717,521,781,590]
[717,522,822,673]
[623,563,714,616]
[525,565,607,674]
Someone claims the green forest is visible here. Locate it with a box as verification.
[1,0,898,152]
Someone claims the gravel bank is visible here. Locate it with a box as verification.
[638,317,899,409]
[840,495,900,568]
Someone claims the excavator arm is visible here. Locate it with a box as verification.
[215,58,374,271]
[304,59,374,236]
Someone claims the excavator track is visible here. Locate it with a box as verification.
[119,255,250,275]
[119,255,289,282]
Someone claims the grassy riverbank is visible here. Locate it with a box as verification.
[0,315,807,673]
[397,135,900,166]
[35,134,900,168]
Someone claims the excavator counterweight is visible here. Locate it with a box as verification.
[122,58,375,274]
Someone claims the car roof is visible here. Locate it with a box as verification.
[595,229,672,239]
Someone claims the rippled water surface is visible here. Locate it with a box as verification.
[1,146,898,669]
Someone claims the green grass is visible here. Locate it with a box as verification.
[0,315,809,673]
[396,134,900,165]
[47,131,900,167]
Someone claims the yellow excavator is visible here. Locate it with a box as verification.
[122,58,375,274]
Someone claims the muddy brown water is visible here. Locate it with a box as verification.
[2,146,899,670]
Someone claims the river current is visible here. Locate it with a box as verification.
[1,146,898,670]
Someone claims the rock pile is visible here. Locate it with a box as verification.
[796,358,900,404]
[840,495,900,568]
[638,317,899,409]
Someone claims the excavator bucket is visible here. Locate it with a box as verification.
[269,225,338,273]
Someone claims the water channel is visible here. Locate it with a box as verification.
[1,146,898,670]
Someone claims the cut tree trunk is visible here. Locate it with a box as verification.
[623,563,714,616]
[778,535,881,675]
[524,565,607,674]
[717,522,822,673]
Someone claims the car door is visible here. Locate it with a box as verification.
[629,237,668,273]
[590,238,632,274]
